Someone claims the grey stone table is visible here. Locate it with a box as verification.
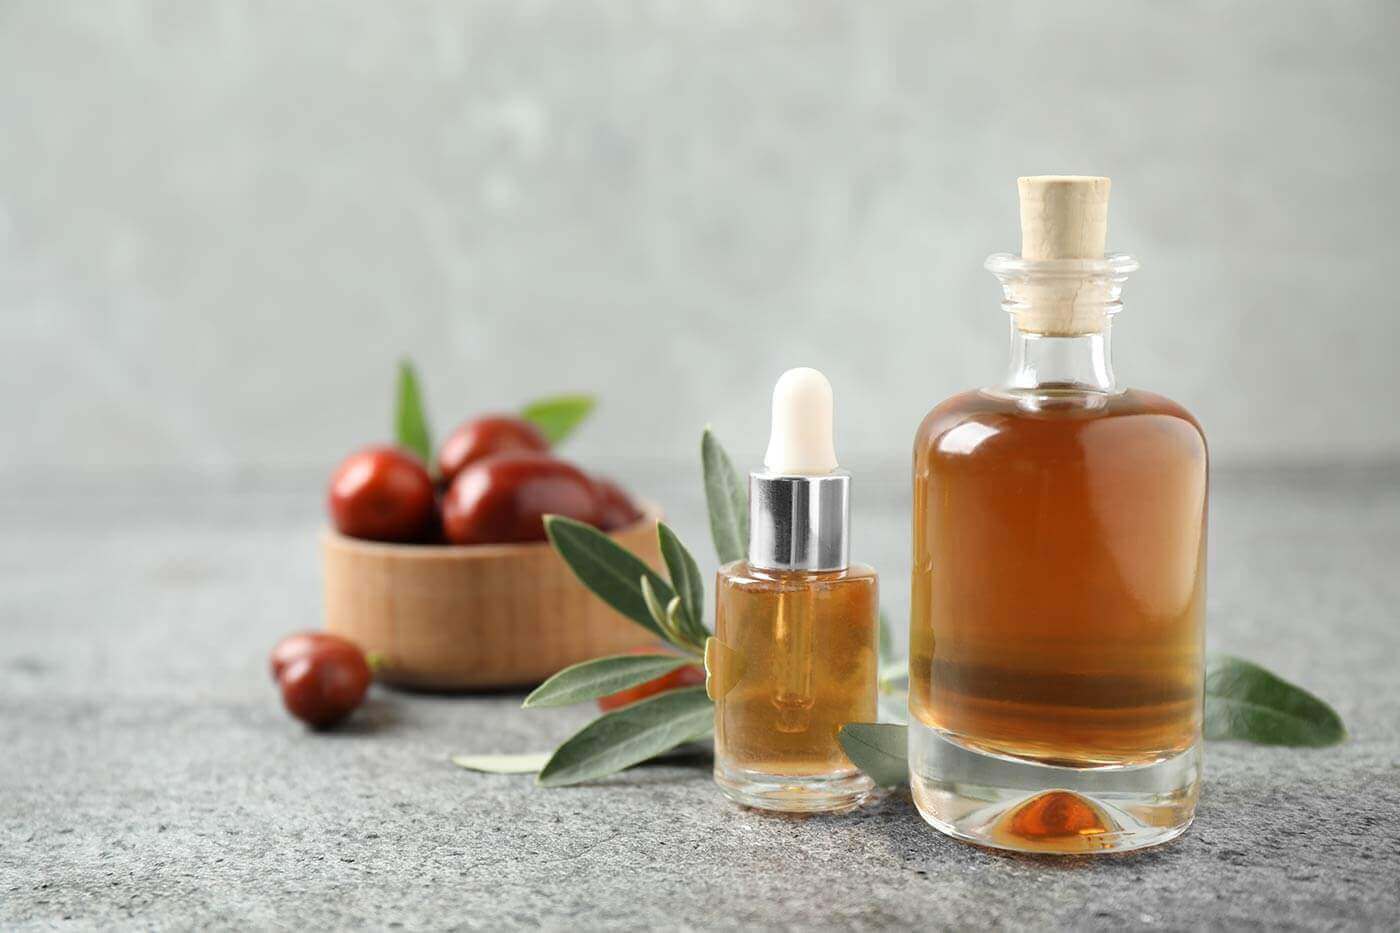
[3,465,1398,931]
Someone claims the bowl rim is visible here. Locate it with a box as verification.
[321,500,663,559]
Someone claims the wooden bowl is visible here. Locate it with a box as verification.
[322,507,663,691]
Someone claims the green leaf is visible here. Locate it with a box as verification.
[878,660,908,694]
[521,394,596,445]
[395,360,433,464]
[876,612,905,722]
[537,686,714,787]
[638,584,702,656]
[545,515,676,641]
[523,653,694,709]
[1204,654,1346,747]
[657,523,707,643]
[666,597,705,654]
[878,610,896,663]
[701,428,749,565]
[877,659,909,724]
[837,722,909,787]
[641,576,688,649]
[451,752,551,774]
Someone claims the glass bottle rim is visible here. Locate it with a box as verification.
[985,252,1139,280]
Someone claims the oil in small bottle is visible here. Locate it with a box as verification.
[710,368,879,812]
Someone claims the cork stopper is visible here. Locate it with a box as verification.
[1019,176,1110,260]
[1012,175,1113,335]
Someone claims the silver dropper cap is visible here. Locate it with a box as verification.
[748,471,850,571]
[747,368,851,572]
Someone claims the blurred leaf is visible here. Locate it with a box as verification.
[451,752,550,774]
[395,360,433,464]
[657,522,708,644]
[1204,654,1345,746]
[521,394,596,445]
[545,515,674,641]
[537,687,714,787]
[701,428,748,565]
[878,660,908,694]
[837,723,909,787]
[523,653,694,709]
[878,610,896,663]
[876,659,909,724]
[876,611,906,722]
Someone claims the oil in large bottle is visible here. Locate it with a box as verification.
[909,387,1206,767]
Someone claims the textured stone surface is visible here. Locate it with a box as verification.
[2,1,1400,472]
[2,466,1398,930]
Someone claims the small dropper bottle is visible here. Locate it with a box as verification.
[709,368,879,812]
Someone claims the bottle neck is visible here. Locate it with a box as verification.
[1004,321,1116,393]
[985,252,1138,397]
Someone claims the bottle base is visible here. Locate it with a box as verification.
[715,762,874,813]
[909,721,1200,854]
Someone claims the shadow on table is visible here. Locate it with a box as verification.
[314,696,401,736]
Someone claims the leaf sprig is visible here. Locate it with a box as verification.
[477,430,750,786]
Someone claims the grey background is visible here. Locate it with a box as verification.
[3,0,1399,477]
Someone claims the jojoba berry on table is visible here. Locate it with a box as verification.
[437,416,550,484]
[442,452,600,545]
[270,631,371,728]
[593,477,643,531]
[597,647,706,712]
[279,651,372,729]
[327,445,436,543]
[269,631,364,682]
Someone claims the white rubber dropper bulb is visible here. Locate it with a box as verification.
[763,367,839,475]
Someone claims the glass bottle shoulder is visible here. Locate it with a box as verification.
[914,387,1207,464]
[717,560,878,593]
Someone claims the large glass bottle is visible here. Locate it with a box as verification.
[908,177,1207,853]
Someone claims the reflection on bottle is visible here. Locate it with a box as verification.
[772,587,816,733]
